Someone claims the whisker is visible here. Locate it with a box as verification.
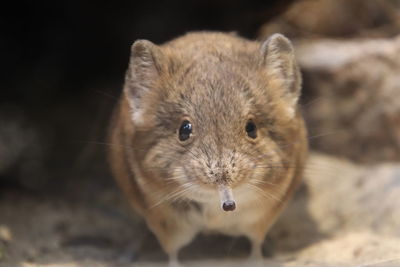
[250,179,278,187]
[246,183,283,203]
[150,182,196,209]
[71,140,151,152]
[95,89,119,101]
[300,96,325,108]
[253,130,343,161]
[248,180,286,197]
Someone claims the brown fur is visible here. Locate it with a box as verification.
[108,31,308,265]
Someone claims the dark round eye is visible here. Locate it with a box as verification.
[179,120,192,141]
[245,120,257,139]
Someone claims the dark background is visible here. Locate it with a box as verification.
[0,0,295,194]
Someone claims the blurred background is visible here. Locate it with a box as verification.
[1,0,400,266]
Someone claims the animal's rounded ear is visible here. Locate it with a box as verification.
[261,34,301,115]
[130,40,164,76]
[124,40,164,125]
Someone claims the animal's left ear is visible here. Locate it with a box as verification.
[261,34,301,114]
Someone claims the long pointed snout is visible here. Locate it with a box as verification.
[218,185,236,211]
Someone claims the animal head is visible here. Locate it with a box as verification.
[124,32,303,207]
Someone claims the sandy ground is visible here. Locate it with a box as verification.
[1,153,400,267]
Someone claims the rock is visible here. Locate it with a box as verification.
[259,0,400,39]
[271,153,400,264]
[295,36,400,163]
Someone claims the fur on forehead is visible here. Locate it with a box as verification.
[161,59,261,121]
[125,33,300,128]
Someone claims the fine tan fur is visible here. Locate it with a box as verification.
[108,31,308,266]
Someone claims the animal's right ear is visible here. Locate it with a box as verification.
[124,40,164,125]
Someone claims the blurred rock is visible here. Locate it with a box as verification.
[270,152,400,264]
[303,153,400,235]
[295,35,400,163]
[259,0,400,39]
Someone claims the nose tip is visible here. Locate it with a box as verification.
[222,200,236,211]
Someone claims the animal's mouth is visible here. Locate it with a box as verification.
[218,185,236,212]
